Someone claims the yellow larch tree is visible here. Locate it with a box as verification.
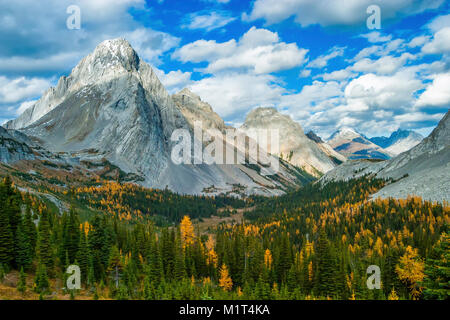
[180,215,196,249]
[264,249,273,269]
[219,264,233,291]
[395,246,425,299]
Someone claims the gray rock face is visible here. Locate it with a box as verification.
[240,107,338,177]
[172,88,227,133]
[0,126,36,163]
[321,110,450,203]
[4,39,308,196]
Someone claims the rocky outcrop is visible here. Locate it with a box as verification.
[240,107,338,177]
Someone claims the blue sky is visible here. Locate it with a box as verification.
[0,0,449,138]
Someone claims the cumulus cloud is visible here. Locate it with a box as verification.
[0,76,51,105]
[154,68,192,94]
[351,53,415,75]
[415,73,450,107]
[182,11,236,31]
[189,73,286,119]
[422,27,450,54]
[174,27,308,74]
[244,0,444,27]
[0,0,177,74]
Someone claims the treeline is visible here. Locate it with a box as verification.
[0,176,448,300]
[69,182,252,225]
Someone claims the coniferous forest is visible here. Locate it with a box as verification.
[0,176,448,300]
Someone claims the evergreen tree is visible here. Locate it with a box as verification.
[34,262,49,294]
[315,230,338,298]
[422,232,449,300]
[0,204,13,267]
[36,210,53,273]
[17,267,27,295]
[15,215,33,270]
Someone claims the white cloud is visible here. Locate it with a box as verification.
[422,27,450,55]
[124,28,180,64]
[189,73,285,119]
[408,35,430,48]
[318,68,357,81]
[416,73,450,107]
[344,71,423,110]
[174,27,308,75]
[279,80,343,113]
[351,53,415,75]
[360,31,392,43]
[0,0,176,73]
[244,0,444,27]
[427,14,450,32]
[306,47,345,68]
[0,76,51,104]
[183,11,236,32]
[172,39,237,63]
[154,68,192,94]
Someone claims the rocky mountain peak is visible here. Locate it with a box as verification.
[87,38,140,72]
[328,127,360,141]
[172,88,225,132]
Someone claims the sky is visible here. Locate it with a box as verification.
[0,0,449,139]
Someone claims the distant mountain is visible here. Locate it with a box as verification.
[3,39,310,196]
[327,127,392,160]
[172,88,228,133]
[240,108,340,177]
[369,129,423,155]
[306,131,347,165]
[320,110,450,203]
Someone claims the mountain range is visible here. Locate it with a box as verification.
[369,129,423,156]
[0,38,445,201]
[1,38,341,196]
[321,110,450,203]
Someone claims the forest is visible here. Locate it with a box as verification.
[0,176,448,300]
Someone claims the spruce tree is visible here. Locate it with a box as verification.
[315,230,338,298]
[36,210,53,273]
[0,205,13,267]
[17,267,27,295]
[15,216,33,270]
[422,232,449,300]
[34,262,49,294]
